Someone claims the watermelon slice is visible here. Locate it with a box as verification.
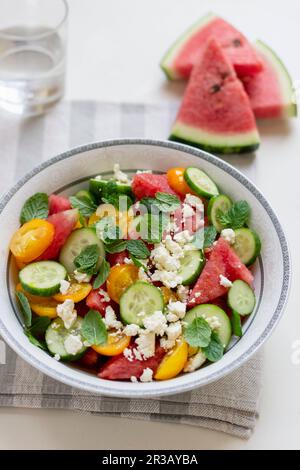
[161,12,262,80]
[170,39,260,154]
[243,40,297,119]
[38,209,78,260]
[132,173,176,199]
[49,194,71,215]
[188,237,253,306]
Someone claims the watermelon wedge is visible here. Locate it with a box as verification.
[170,39,260,154]
[188,237,253,306]
[161,12,262,80]
[132,173,176,199]
[243,40,297,119]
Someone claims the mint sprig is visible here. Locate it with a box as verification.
[126,239,150,259]
[184,317,212,348]
[93,259,110,289]
[82,309,108,346]
[140,192,180,213]
[74,244,100,275]
[202,331,224,362]
[70,195,97,218]
[203,226,217,248]
[20,193,49,225]
[217,200,250,230]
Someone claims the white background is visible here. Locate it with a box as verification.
[0,0,300,449]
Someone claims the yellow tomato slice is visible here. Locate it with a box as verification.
[10,219,55,263]
[167,167,194,197]
[188,345,199,357]
[154,340,188,381]
[88,212,100,226]
[16,283,58,318]
[160,286,178,305]
[106,264,138,303]
[92,332,131,356]
[53,282,92,303]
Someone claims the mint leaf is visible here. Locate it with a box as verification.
[104,240,127,254]
[28,316,51,337]
[74,244,100,275]
[96,216,122,243]
[155,192,181,212]
[16,292,32,327]
[130,254,148,271]
[217,200,250,230]
[203,226,217,248]
[101,181,133,209]
[93,259,110,289]
[202,331,224,362]
[126,240,150,259]
[184,317,212,348]
[20,193,49,224]
[70,196,97,218]
[82,309,108,346]
[25,330,48,351]
[141,213,168,243]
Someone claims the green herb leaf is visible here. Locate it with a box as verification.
[20,193,49,225]
[126,239,150,259]
[104,240,128,254]
[16,292,32,327]
[203,226,217,248]
[184,317,212,348]
[155,192,181,212]
[231,310,243,338]
[25,330,48,351]
[141,213,168,243]
[96,216,123,243]
[101,181,133,209]
[202,331,224,362]
[217,200,250,230]
[28,316,51,337]
[74,244,100,275]
[130,254,148,271]
[69,196,97,218]
[82,309,108,346]
[93,259,110,289]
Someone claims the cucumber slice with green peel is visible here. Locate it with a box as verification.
[89,178,133,202]
[231,310,243,337]
[184,167,219,198]
[45,317,87,361]
[75,190,97,205]
[228,280,256,316]
[232,228,261,265]
[208,194,232,232]
[184,304,232,348]
[120,281,164,327]
[178,248,205,285]
[59,228,105,274]
[19,261,67,297]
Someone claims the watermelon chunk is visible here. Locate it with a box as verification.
[188,237,253,306]
[170,39,260,154]
[38,209,78,260]
[161,12,262,80]
[49,194,71,215]
[132,173,176,199]
[98,344,165,380]
[243,40,297,119]
[86,288,111,317]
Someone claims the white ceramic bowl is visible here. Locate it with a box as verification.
[0,139,290,398]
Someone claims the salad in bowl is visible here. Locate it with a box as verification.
[9,162,261,384]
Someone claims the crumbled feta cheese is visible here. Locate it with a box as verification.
[177,285,189,302]
[160,337,176,350]
[136,331,156,359]
[151,270,182,288]
[184,350,206,372]
[166,313,178,323]
[98,288,110,303]
[105,306,122,330]
[151,244,180,271]
[206,315,221,330]
[57,299,77,329]
[130,375,138,382]
[173,230,193,245]
[73,270,92,283]
[113,163,130,183]
[64,334,83,355]
[166,321,182,341]
[123,324,140,336]
[124,257,133,265]
[184,194,204,211]
[219,274,233,288]
[132,347,143,361]
[182,203,195,219]
[123,347,134,362]
[164,235,184,258]
[59,279,70,295]
[143,311,167,336]
[140,367,153,382]
[167,301,186,320]
[221,228,236,245]
[194,292,201,298]
[54,353,60,361]
[94,175,102,181]
[51,321,60,330]
[138,267,150,282]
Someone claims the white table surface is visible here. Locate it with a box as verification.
[1,0,300,450]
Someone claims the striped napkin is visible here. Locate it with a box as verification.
[0,101,262,439]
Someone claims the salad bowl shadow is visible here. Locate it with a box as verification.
[0,139,290,398]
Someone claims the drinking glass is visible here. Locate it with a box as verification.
[0,0,68,115]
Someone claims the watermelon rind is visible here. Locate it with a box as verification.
[170,122,260,154]
[160,12,216,80]
[254,40,297,118]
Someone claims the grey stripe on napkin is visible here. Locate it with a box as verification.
[0,100,262,439]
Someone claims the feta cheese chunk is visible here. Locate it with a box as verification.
[143,311,167,336]
[140,367,153,382]
[176,285,189,302]
[182,203,195,219]
[54,353,61,361]
[105,306,122,330]
[113,163,130,184]
[64,334,83,356]
[123,347,134,362]
[173,230,193,246]
[219,274,233,288]
[98,288,110,303]
[221,228,236,245]
[124,257,133,265]
[166,321,182,341]
[57,299,76,329]
[184,349,206,372]
[167,301,186,320]
[59,279,70,295]
[123,324,140,337]
[73,270,92,283]
[130,376,138,383]
[184,194,204,211]
[136,331,156,359]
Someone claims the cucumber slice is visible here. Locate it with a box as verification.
[20,261,67,297]
[45,317,87,361]
[59,228,105,273]
[228,280,256,316]
[232,228,261,265]
[184,304,232,348]
[178,248,205,285]
[89,178,133,202]
[184,167,219,198]
[120,281,164,327]
[75,190,97,205]
[208,194,232,232]
[231,310,243,337]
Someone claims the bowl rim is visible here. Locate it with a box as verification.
[0,138,291,397]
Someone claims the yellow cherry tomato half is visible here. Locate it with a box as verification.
[188,345,199,357]
[167,167,194,197]
[106,264,139,303]
[16,283,58,318]
[88,212,100,226]
[154,340,188,381]
[53,282,92,303]
[10,219,55,263]
[160,286,178,305]
[92,332,131,356]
